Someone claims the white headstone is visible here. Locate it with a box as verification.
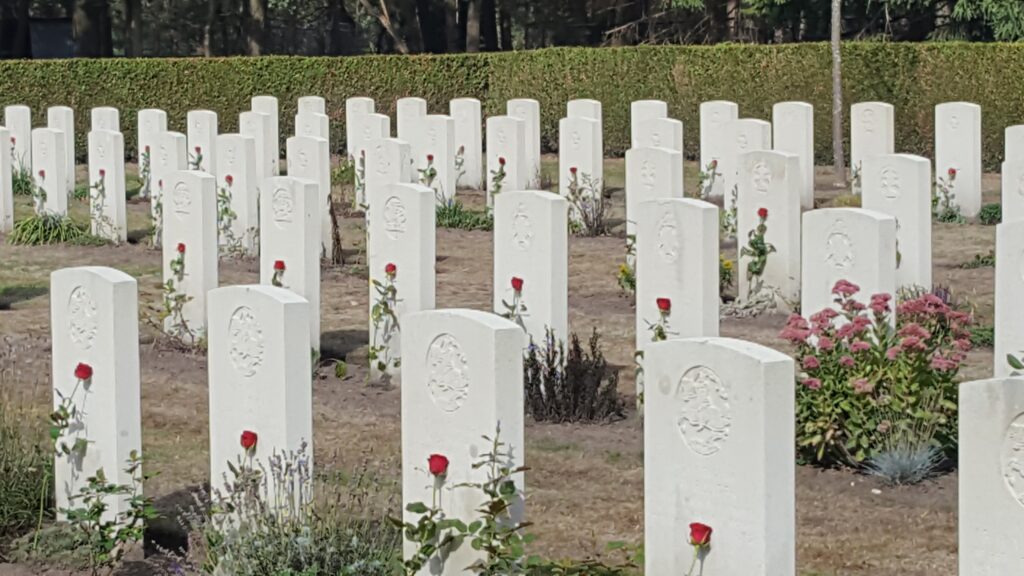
[397,97,427,144]
[367,183,436,381]
[0,127,12,232]
[800,208,897,318]
[50,266,141,522]
[850,102,894,181]
[350,112,391,207]
[239,111,273,179]
[636,117,682,153]
[507,99,542,187]
[995,220,1024,377]
[251,95,280,175]
[485,116,527,207]
[567,98,602,124]
[286,135,331,257]
[411,114,456,204]
[295,112,329,141]
[700,100,739,198]
[215,134,259,255]
[1006,125,1024,165]
[47,106,75,196]
[736,150,800,304]
[162,170,218,341]
[364,138,413,213]
[31,127,67,215]
[207,285,312,495]
[151,131,187,230]
[87,130,127,243]
[625,146,683,238]
[558,116,602,200]
[298,96,326,116]
[644,337,794,575]
[935,101,982,218]
[772,101,814,209]
[345,96,375,159]
[635,198,719,357]
[401,309,525,571]
[137,109,167,198]
[90,107,119,133]
[724,119,772,213]
[862,154,932,290]
[186,110,218,173]
[493,190,568,346]
[630,99,668,148]
[5,105,32,172]
[959,376,1024,574]
[450,98,483,190]
[1003,160,1024,224]
[261,176,321,350]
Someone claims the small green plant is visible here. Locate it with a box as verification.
[0,389,54,540]
[979,202,1002,225]
[500,276,527,330]
[524,329,624,423]
[369,263,400,384]
[162,242,196,342]
[739,207,776,296]
[831,193,862,208]
[8,213,87,245]
[719,253,734,299]
[216,174,245,257]
[697,159,720,199]
[188,145,203,171]
[864,393,945,485]
[616,235,636,296]
[334,360,348,379]
[11,142,33,197]
[89,169,120,243]
[418,154,437,189]
[720,185,738,238]
[139,145,152,199]
[970,325,994,348]
[565,167,609,236]
[933,167,965,224]
[454,145,466,184]
[959,250,995,269]
[436,200,493,231]
[490,156,507,202]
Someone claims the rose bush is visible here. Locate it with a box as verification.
[782,280,971,466]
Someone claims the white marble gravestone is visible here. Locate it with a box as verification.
[240,111,273,179]
[995,220,1024,377]
[736,150,800,305]
[367,183,436,381]
[286,135,331,257]
[507,99,541,187]
[700,101,739,198]
[51,266,141,522]
[47,106,75,196]
[624,146,683,238]
[350,112,391,207]
[800,208,897,318]
[87,130,127,243]
[450,98,483,189]
[401,309,525,573]
[31,127,67,215]
[411,114,456,204]
[0,127,12,232]
[862,154,932,290]
[162,170,218,341]
[251,96,280,175]
[636,117,682,153]
[90,107,119,133]
[935,101,982,218]
[558,116,602,200]
[345,96,375,159]
[850,102,894,183]
[493,190,568,347]
[772,101,814,209]
[207,285,312,495]
[630,99,668,148]
[137,109,167,198]
[959,376,1024,574]
[567,98,602,125]
[364,138,413,216]
[151,131,187,230]
[295,112,329,142]
[5,105,32,172]
[397,97,427,144]
[298,96,326,116]
[186,110,218,173]
[724,118,772,213]
[644,337,794,576]
[215,134,259,255]
[635,198,719,358]
[1003,160,1024,224]
[486,116,527,208]
[261,176,321,350]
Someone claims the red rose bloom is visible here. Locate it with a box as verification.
[195,145,202,154]
[99,169,106,178]
[240,430,258,450]
[177,242,186,254]
[710,159,718,169]
[158,179,164,188]
[427,154,434,163]
[74,362,93,381]
[385,262,397,277]
[273,260,286,271]
[511,276,524,292]
[656,297,671,313]
[9,136,14,145]
[225,174,234,186]
[758,207,768,219]
[689,522,713,546]
[428,454,449,476]
[948,167,957,178]
[570,166,578,174]
[499,157,506,166]
[38,169,45,179]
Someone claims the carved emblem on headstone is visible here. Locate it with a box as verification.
[228,306,264,378]
[674,365,732,456]
[426,334,470,412]
[67,286,98,351]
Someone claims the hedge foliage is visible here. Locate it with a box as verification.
[2,43,1024,168]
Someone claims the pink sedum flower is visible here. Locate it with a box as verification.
[832,279,860,298]
[802,355,820,369]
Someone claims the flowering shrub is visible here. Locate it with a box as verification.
[697,159,720,200]
[933,167,965,223]
[739,207,775,296]
[369,263,400,384]
[616,235,636,295]
[524,329,624,423]
[782,280,971,465]
[188,145,203,171]
[217,174,245,257]
[566,166,609,236]
[500,276,527,330]
[89,169,119,243]
[418,154,437,188]
[490,156,507,200]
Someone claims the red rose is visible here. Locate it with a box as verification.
[511,276,524,292]
[458,145,465,154]
[758,207,768,219]
[195,145,201,154]
[240,430,258,450]
[273,260,285,271]
[177,242,186,254]
[225,174,234,186]
[158,179,164,188]
[948,167,957,179]
[499,157,506,166]
[427,154,434,163]
[689,522,712,546]
[656,297,671,313]
[570,166,577,174]
[710,159,718,169]
[38,169,45,179]
[99,169,106,178]
[9,136,14,145]
[74,362,93,381]
[385,262,397,277]
[428,453,449,476]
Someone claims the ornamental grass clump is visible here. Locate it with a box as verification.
[782,279,971,467]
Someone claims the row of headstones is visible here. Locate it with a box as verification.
[50,264,1023,574]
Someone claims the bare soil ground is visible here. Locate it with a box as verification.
[0,156,999,575]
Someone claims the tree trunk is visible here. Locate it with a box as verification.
[247,0,266,56]
[481,0,497,50]
[13,0,31,57]
[498,0,511,49]
[327,0,356,55]
[830,0,847,187]
[358,0,411,53]
[445,0,459,52]
[124,0,143,56]
[73,0,112,57]
[202,0,216,56]
[465,0,480,51]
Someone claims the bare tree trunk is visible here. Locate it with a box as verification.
[445,0,459,51]
[465,0,480,51]
[831,0,847,187]
[497,0,511,49]
[327,0,356,55]
[202,0,216,55]
[73,0,111,57]
[124,0,143,56]
[13,0,32,57]
[247,0,266,55]
[481,0,497,50]
[358,0,410,53]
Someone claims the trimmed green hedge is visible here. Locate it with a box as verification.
[2,43,1023,168]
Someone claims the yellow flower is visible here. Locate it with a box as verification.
[722,259,733,270]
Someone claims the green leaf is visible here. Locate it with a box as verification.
[405,502,429,514]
